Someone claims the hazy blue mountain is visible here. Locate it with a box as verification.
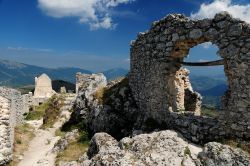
[0,59,228,107]
[199,84,228,96]
[0,59,129,87]
[0,59,91,87]
[190,75,227,107]
[103,68,129,80]
[190,74,227,92]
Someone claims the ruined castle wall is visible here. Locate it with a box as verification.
[0,96,12,165]
[0,87,24,165]
[130,12,250,140]
[22,92,34,113]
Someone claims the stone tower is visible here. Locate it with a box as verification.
[34,73,55,98]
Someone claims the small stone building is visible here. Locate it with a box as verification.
[34,73,55,99]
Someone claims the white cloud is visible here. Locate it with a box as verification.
[38,0,135,30]
[198,59,210,62]
[200,42,212,49]
[191,0,250,23]
[7,46,52,52]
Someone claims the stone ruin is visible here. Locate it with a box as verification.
[34,73,55,102]
[0,73,57,165]
[75,72,107,94]
[0,87,24,165]
[130,12,250,141]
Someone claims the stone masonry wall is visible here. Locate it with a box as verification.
[0,87,24,165]
[130,12,250,140]
[0,96,12,165]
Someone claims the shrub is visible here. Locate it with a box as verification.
[41,95,65,129]
[24,102,49,120]
[93,86,106,104]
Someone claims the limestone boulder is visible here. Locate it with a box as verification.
[199,142,250,166]
[82,130,202,166]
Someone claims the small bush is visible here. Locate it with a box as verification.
[25,101,50,120]
[184,146,191,156]
[16,139,22,144]
[78,131,89,143]
[61,119,87,132]
[41,95,65,129]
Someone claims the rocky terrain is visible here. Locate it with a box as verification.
[1,12,250,166]
[82,131,250,166]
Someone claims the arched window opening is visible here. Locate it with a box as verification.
[183,42,228,117]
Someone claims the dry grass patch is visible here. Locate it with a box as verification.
[221,139,250,156]
[8,123,35,166]
[56,142,88,165]
[93,86,106,104]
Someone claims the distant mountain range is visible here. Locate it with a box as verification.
[190,75,227,107]
[0,59,228,107]
[0,59,129,87]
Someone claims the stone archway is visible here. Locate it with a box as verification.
[130,12,250,140]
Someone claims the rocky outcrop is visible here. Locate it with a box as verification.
[69,73,219,143]
[63,73,107,131]
[87,78,139,139]
[199,142,250,166]
[82,130,250,166]
[65,74,138,140]
[83,130,201,166]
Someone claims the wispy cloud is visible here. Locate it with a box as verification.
[200,42,212,49]
[198,59,210,62]
[191,0,250,23]
[38,0,135,30]
[7,46,52,52]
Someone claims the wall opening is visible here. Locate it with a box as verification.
[183,42,228,116]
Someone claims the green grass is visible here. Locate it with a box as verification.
[56,142,89,165]
[201,106,219,118]
[24,102,49,120]
[55,131,89,165]
[55,128,66,137]
[16,85,35,94]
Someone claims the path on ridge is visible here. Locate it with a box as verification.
[18,94,76,166]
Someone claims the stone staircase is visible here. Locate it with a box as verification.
[60,93,77,122]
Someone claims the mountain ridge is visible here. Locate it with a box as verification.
[0,59,128,87]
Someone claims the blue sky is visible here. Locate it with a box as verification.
[0,0,249,74]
